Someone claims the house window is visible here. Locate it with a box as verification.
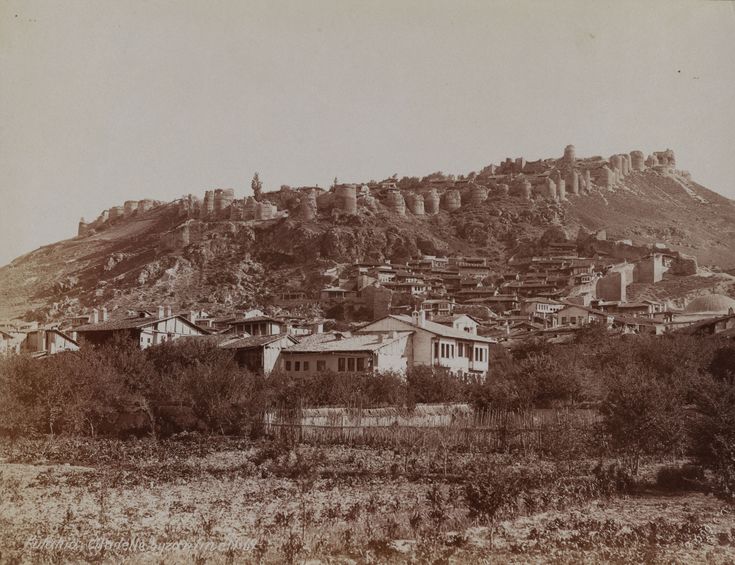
[449,344,454,358]
[338,358,346,372]
[348,358,356,371]
[562,316,568,325]
[357,358,365,371]
[303,361,310,372]
[317,360,326,371]
[295,361,301,371]
[458,343,464,357]
[285,360,292,371]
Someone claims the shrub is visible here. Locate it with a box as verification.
[600,367,687,474]
[406,366,465,405]
[655,464,705,492]
[689,364,735,501]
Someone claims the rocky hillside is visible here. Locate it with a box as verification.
[1,164,734,322]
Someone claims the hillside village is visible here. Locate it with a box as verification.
[1,145,735,372]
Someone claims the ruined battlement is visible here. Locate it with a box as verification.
[76,146,686,236]
[78,198,163,236]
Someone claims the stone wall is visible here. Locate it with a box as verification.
[670,253,698,276]
[385,190,406,215]
[595,271,626,302]
[335,184,357,215]
[424,189,440,214]
[633,254,666,283]
[406,193,425,215]
[442,189,461,211]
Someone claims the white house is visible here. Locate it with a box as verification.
[20,328,79,357]
[220,334,298,374]
[74,307,209,349]
[431,314,480,335]
[359,311,495,375]
[552,305,613,328]
[278,331,412,375]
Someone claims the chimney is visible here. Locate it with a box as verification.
[311,322,323,335]
[91,309,99,324]
[190,311,198,324]
[418,309,426,328]
[101,307,109,322]
[157,305,165,319]
[166,305,173,318]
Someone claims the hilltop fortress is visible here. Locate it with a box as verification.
[77,146,688,240]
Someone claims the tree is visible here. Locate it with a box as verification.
[251,172,263,201]
[600,366,687,474]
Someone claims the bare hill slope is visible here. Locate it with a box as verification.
[1,168,733,322]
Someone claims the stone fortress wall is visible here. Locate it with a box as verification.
[78,198,162,236]
[340,145,684,217]
[78,145,689,243]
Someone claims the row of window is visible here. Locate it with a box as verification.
[434,342,487,362]
[283,357,370,372]
[338,357,368,372]
[285,359,324,372]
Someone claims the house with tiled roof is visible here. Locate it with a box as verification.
[20,328,79,357]
[673,314,735,337]
[430,314,481,335]
[278,331,412,375]
[552,304,613,328]
[359,311,496,375]
[74,306,209,348]
[220,334,298,374]
[223,316,286,336]
[0,329,22,355]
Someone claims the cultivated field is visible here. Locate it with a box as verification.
[2,437,734,564]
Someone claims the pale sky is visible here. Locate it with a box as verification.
[1,0,734,266]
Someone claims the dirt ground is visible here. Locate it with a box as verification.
[1,438,734,564]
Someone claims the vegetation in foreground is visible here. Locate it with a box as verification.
[1,437,734,564]
[1,327,734,562]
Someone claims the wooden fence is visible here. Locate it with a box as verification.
[263,404,601,453]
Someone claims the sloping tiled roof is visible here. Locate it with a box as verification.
[431,315,464,324]
[220,334,297,350]
[228,316,283,325]
[75,315,208,333]
[390,315,496,343]
[674,314,735,335]
[282,331,412,353]
[612,316,663,327]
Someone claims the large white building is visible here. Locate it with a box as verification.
[278,331,412,375]
[359,311,495,375]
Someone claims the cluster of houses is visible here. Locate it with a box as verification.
[276,240,730,341]
[0,306,495,377]
[2,243,733,374]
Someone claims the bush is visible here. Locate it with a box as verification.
[600,368,687,474]
[689,362,735,501]
[406,366,466,405]
[655,464,705,492]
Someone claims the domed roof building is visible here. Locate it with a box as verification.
[684,293,735,314]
